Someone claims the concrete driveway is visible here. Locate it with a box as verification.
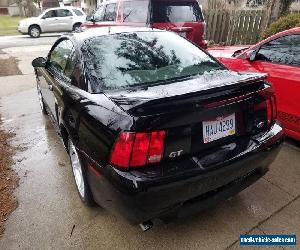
[0,45,299,250]
[0,34,59,49]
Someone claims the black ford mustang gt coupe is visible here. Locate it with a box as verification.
[32,27,284,230]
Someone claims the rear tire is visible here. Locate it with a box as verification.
[68,138,95,206]
[29,25,41,38]
[73,23,81,33]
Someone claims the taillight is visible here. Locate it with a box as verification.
[266,99,272,125]
[255,87,277,127]
[110,131,166,169]
[130,133,150,167]
[110,132,135,167]
[203,22,207,40]
[271,96,277,120]
[147,131,166,164]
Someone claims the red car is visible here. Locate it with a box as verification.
[209,28,300,141]
[80,0,207,49]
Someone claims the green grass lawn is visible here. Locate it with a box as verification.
[0,16,24,36]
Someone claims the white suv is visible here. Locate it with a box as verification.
[18,7,86,38]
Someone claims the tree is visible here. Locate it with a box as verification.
[26,0,35,16]
[263,0,294,29]
[16,0,25,16]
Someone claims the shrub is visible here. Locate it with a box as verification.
[262,12,300,39]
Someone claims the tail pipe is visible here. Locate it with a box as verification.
[139,220,153,232]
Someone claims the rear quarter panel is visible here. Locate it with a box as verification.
[63,90,134,167]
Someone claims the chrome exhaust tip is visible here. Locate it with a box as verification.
[139,220,153,232]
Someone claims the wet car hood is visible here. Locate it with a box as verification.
[105,70,267,110]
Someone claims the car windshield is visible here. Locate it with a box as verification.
[81,31,223,92]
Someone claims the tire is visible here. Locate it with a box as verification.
[73,23,81,33]
[29,25,41,38]
[68,138,95,206]
[37,84,47,115]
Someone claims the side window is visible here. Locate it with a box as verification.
[73,9,84,16]
[42,10,57,19]
[70,62,86,90]
[122,1,148,23]
[64,50,77,78]
[49,40,74,74]
[256,34,300,66]
[57,9,73,17]
[94,5,105,22]
[103,3,117,21]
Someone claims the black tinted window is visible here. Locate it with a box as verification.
[57,9,73,17]
[122,1,149,23]
[64,50,77,78]
[103,3,117,21]
[94,5,105,22]
[43,10,57,18]
[256,34,300,66]
[73,9,84,16]
[49,40,74,74]
[81,31,222,92]
[152,1,203,23]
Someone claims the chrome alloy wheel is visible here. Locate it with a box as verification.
[69,141,85,198]
[30,27,40,38]
[74,26,81,32]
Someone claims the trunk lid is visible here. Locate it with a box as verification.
[106,71,269,163]
[106,71,266,112]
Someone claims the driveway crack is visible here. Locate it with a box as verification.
[263,177,295,197]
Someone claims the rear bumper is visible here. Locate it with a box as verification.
[87,123,284,224]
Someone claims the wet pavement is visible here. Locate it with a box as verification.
[0,46,299,249]
[0,34,59,49]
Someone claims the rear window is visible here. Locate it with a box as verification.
[152,1,203,23]
[103,3,117,21]
[122,1,149,23]
[81,31,222,92]
[73,9,84,16]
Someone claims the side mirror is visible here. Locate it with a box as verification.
[245,50,256,62]
[32,57,46,68]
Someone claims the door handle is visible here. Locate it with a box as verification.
[48,84,53,91]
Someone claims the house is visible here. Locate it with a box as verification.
[42,0,100,13]
[0,0,9,14]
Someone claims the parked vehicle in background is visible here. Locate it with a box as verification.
[18,7,86,38]
[209,28,300,141]
[32,27,283,228]
[80,0,207,49]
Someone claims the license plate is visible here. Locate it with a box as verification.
[203,114,236,143]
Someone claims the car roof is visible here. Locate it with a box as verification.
[98,0,119,4]
[98,0,198,5]
[45,6,83,11]
[70,26,164,43]
[251,27,300,49]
